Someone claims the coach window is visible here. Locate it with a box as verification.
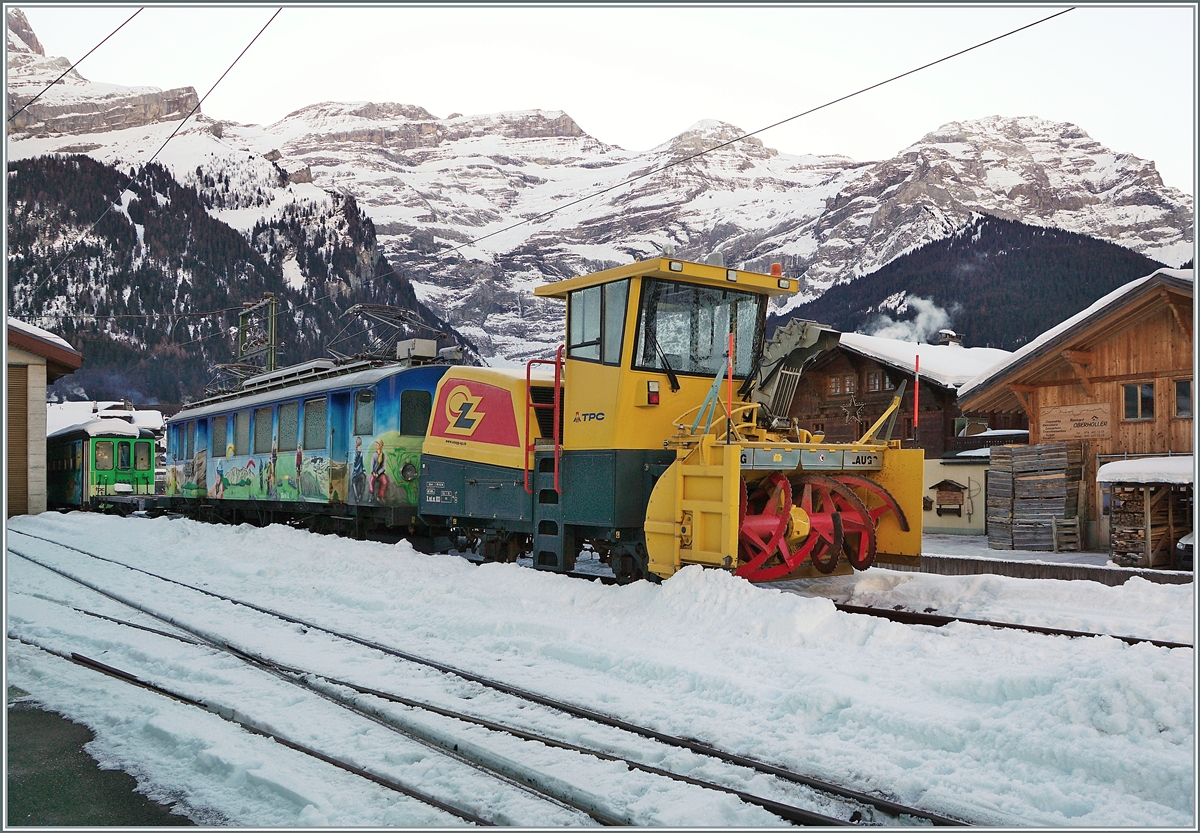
[135,442,152,471]
[234,411,251,456]
[95,441,114,471]
[278,402,299,451]
[304,398,327,450]
[354,390,375,435]
[211,415,227,458]
[118,441,132,470]
[400,390,433,436]
[254,406,274,453]
[186,421,195,459]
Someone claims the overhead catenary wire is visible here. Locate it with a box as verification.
[7,8,144,124]
[433,6,1076,261]
[36,8,283,289]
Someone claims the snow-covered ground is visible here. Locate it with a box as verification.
[5,513,1194,826]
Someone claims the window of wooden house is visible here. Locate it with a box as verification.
[845,375,856,395]
[867,372,881,392]
[1175,380,1192,418]
[1122,382,1155,420]
[883,374,895,390]
[829,376,842,396]
[812,422,825,435]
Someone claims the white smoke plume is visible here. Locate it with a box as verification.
[864,296,960,343]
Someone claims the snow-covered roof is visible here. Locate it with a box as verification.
[837,332,1012,389]
[7,317,78,353]
[959,268,1194,401]
[47,418,144,440]
[1096,456,1194,485]
[956,447,993,458]
[47,402,165,437]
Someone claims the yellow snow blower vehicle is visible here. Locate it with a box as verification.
[419,257,921,582]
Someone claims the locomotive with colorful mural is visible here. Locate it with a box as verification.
[164,257,923,583]
[163,360,467,535]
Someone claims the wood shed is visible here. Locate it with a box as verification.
[1097,456,1193,569]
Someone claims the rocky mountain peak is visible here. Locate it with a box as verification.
[6,11,199,135]
[665,119,776,160]
[7,7,43,55]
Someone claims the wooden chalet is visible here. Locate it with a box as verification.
[785,330,1018,458]
[958,267,1194,552]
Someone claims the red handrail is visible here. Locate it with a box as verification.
[524,344,564,494]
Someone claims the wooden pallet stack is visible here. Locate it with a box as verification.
[986,445,1014,549]
[986,442,1082,551]
[1012,442,1082,550]
[1110,484,1191,568]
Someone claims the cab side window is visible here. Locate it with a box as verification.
[567,279,628,365]
[400,390,433,436]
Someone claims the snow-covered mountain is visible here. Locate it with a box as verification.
[6,8,1193,366]
[6,8,198,136]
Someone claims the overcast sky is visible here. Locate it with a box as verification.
[14,4,1198,192]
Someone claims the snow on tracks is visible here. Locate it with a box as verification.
[6,512,1195,827]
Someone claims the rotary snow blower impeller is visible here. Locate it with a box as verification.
[734,473,910,581]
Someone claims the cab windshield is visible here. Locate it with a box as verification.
[633,278,763,377]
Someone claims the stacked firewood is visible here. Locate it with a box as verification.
[1110,484,1191,568]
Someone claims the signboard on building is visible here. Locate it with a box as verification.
[1040,403,1112,440]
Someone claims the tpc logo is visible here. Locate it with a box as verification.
[573,412,605,422]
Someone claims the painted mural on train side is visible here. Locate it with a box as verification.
[165,368,437,509]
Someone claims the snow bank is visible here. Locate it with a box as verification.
[5,513,1194,827]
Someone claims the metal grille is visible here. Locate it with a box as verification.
[529,386,562,441]
[770,368,803,418]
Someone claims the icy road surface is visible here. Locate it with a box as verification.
[5,513,1195,827]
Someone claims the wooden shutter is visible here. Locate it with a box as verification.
[7,365,29,515]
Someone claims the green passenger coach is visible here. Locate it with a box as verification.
[47,419,158,509]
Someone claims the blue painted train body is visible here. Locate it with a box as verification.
[164,362,449,532]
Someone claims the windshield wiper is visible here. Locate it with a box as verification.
[651,333,681,392]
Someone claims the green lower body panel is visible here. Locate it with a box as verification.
[419,450,676,528]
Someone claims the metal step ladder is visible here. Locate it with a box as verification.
[532,450,574,572]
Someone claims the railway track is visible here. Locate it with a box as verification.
[830,603,1193,650]
[10,529,964,826]
[568,567,1191,650]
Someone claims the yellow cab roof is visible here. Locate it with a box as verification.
[532,257,799,299]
